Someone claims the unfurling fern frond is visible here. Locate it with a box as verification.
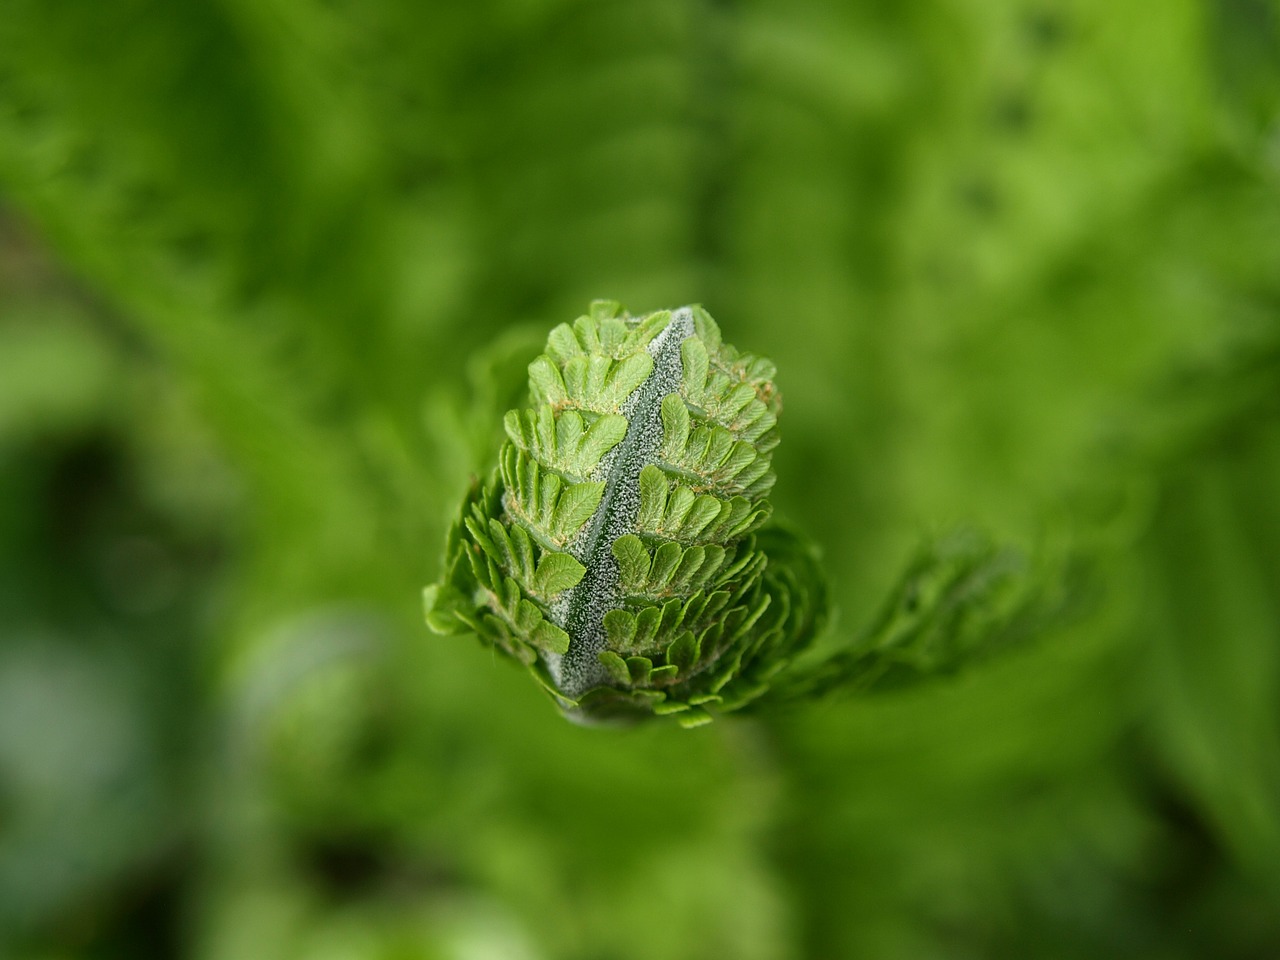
[425,301,827,726]
[424,301,1072,727]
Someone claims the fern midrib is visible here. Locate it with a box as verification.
[547,309,695,697]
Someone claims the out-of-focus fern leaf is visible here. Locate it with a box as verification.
[760,529,1083,705]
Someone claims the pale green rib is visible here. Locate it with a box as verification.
[549,308,696,696]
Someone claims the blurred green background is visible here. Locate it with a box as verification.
[1,1,1279,957]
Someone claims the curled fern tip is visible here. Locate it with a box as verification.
[425,301,828,727]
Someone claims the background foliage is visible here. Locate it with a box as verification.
[1,1,1279,957]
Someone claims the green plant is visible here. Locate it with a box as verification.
[425,301,823,725]
[425,301,1066,727]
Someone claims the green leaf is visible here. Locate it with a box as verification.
[603,609,637,649]
[534,551,586,596]
[677,709,714,729]
[502,409,524,447]
[634,606,661,648]
[423,585,470,635]
[535,403,556,455]
[626,656,654,685]
[537,469,561,527]
[552,481,604,540]
[607,352,655,403]
[653,700,692,715]
[597,650,631,685]
[666,629,699,674]
[528,355,567,405]
[573,315,601,353]
[529,619,570,655]
[723,382,757,419]
[612,534,651,588]
[509,523,535,578]
[627,310,672,349]
[562,356,588,399]
[720,440,757,480]
[547,323,583,361]
[557,409,584,453]
[702,545,729,583]
[648,541,682,590]
[681,337,709,400]
[464,515,498,559]
[585,355,611,396]
[598,317,627,354]
[637,464,669,530]
[515,599,542,632]
[487,518,514,570]
[588,299,622,321]
[664,485,696,531]
[578,413,627,470]
[671,545,706,589]
[660,392,690,456]
[682,495,725,539]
